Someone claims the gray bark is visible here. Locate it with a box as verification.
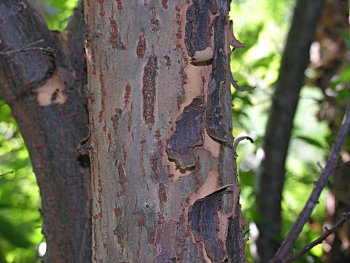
[85,0,246,261]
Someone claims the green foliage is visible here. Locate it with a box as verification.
[39,0,78,31]
[230,0,332,262]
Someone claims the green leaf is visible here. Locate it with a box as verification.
[295,135,325,148]
[339,65,350,83]
[337,88,349,100]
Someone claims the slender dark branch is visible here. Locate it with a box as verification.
[0,39,54,56]
[284,212,350,262]
[233,135,254,155]
[271,93,350,262]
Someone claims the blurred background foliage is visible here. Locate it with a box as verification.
[0,104,42,263]
[35,0,78,30]
[231,0,349,262]
[0,0,348,262]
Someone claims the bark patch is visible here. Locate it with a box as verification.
[155,223,177,262]
[161,0,168,9]
[151,130,167,182]
[123,83,131,107]
[166,97,203,169]
[206,15,228,142]
[158,183,167,203]
[111,108,122,130]
[136,29,146,59]
[185,0,217,58]
[188,188,227,261]
[227,217,246,262]
[109,10,124,49]
[35,75,66,106]
[116,0,123,11]
[142,55,158,129]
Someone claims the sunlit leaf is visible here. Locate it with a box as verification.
[295,135,325,149]
[339,65,350,83]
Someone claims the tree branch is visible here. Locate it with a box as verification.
[0,39,54,55]
[255,0,325,260]
[284,212,350,262]
[271,93,350,262]
[0,1,90,261]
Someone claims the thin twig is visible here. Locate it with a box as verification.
[284,212,350,262]
[271,93,350,262]
[0,39,54,55]
[231,136,254,217]
[233,135,254,159]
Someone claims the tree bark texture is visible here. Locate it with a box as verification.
[0,1,91,262]
[255,0,324,262]
[84,0,246,262]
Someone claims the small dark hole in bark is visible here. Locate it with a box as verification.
[77,153,90,167]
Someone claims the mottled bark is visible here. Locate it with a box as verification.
[255,0,324,261]
[0,1,91,262]
[85,0,246,262]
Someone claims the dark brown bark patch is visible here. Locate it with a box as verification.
[206,15,228,142]
[98,0,105,16]
[142,55,158,129]
[123,83,131,107]
[164,55,171,67]
[109,10,124,49]
[116,0,123,11]
[136,29,146,59]
[118,163,126,193]
[227,216,246,262]
[158,183,168,203]
[188,188,226,261]
[166,97,203,169]
[185,0,217,57]
[151,130,167,182]
[161,0,168,9]
[150,18,160,32]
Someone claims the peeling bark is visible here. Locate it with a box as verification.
[167,97,204,169]
[85,0,246,262]
[185,0,217,59]
[206,14,228,142]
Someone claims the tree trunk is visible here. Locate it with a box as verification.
[84,0,246,261]
[0,1,91,262]
[256,0,324,261]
